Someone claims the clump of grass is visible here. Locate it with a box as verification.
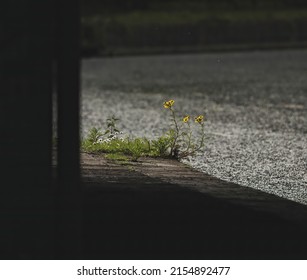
[82,134,159,161]
[81,129,153,161]
[104,153,129,162]
[151,134,173,157]
[81,100,206,161]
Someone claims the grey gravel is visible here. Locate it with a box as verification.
[81,49,307,205]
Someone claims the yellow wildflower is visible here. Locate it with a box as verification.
[182,115,190,123]
[163,99,175,109]
[195,115,204,124]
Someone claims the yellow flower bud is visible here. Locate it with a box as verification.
[163,99,175,109]
[182,115,190,123]
[195,115,204,124]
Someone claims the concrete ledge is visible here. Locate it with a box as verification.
[80,152,307,259]
[82,152,307,226]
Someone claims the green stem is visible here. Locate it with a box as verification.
[195,122,205,152]
[180,122,205,158]
[170,108,180,156]
[185,122,192,152]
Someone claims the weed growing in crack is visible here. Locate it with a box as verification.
[81,100,206,161]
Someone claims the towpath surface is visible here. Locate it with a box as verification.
[81,49,307,205]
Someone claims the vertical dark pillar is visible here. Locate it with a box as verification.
[0,0,55,258]
[55,0,82,258]
[0,0,81,259]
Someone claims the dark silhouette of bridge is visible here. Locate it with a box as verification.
[1,0,80,258]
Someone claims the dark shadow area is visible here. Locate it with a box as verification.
[0,0,55,259]
[0,0,80,259]
[83,180,307,259]
[80,155,307,259]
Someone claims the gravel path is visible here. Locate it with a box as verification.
[81,49,307,204]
